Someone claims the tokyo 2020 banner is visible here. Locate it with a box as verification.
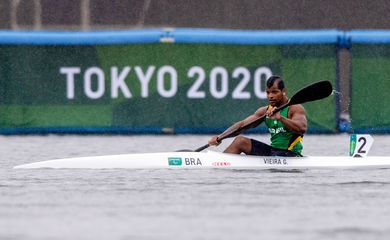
[0,29,338,134]
[349,31,390,133]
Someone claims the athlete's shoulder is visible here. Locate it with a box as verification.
[288,104,306,115]
[254,105,268,116]
[289,104,305,110]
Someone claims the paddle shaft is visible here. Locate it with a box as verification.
[194,101,289,152]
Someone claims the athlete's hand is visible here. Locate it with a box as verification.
[266,106,282,120]
[268,111,282,120]
[208,136,221,146]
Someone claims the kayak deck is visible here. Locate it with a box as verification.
[13,151,390,169]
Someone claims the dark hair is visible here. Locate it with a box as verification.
[266,75,285,90]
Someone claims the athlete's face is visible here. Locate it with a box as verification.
[266,82,286,106]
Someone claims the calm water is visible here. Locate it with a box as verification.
[1,134,390,240]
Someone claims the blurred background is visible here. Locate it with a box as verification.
[2,0,390,30]
[1,0,390,134]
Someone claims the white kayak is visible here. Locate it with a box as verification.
[13,150,390,169]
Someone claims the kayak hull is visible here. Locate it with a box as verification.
[13,151,390,169]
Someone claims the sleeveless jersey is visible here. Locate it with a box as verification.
[264,106,303,154]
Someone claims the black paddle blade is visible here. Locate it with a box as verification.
[289,80,333,105]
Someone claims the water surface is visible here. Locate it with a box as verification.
[1,134,390,240]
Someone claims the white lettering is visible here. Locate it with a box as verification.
[135,66,155,98]
[210,66,228,99]
[232,67,251,99]
[269,127,286,134]
[60,67,81,99]
[111,67,132,98]
[187,66,206,98]
[59,65,273,100]
[254,67,272,99]
[157,66,177,98]
[84,67,105,99]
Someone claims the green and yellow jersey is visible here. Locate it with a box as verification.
[265,106,303,155]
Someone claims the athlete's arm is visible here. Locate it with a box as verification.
[208,106,268,146]
[268,104,307,134]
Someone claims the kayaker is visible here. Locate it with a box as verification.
[208,75,307,157]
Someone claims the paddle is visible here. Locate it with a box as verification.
[193,80,333,152]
